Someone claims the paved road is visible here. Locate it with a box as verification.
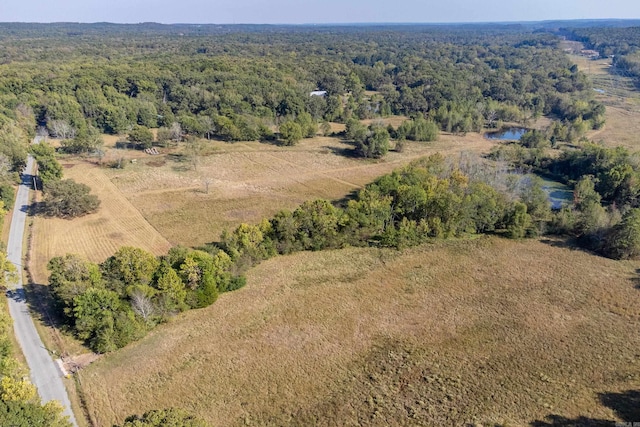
[5,154,78,426]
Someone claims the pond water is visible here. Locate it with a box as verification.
[485,127,528,141]
[538,176,573,209]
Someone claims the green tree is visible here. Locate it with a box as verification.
[356,126,390,158]
[345,118,367,143]
[0,400,71,427]
[72,287,122,353]
[47,254,102,318]
[60,126,104,154]
[605,208,640,259]
[506,202,531,239]
[0,250,17,290]
[153,261,187,316]
[31,143,63,185]
[40,179,100,218]
[279,121,303,146]
[128,125,154,149]
[102,247,160,293]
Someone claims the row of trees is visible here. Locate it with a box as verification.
[48,153,550,353]
[30,141,100,218]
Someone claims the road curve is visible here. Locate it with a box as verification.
[5,154,78,426]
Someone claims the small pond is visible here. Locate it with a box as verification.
[485,127,528,141]
[538,176,573,209]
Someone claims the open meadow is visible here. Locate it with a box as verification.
[103,130,495,248]
[79,237,640,426]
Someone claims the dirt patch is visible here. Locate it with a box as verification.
[146,159,167,167]
[64,353,101,374]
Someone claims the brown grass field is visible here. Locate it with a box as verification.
[79,237,640,426]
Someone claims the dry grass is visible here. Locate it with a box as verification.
[566,52,640,150]
[106,132,496,247]
[79,237,640,426]
[29,162,171,284]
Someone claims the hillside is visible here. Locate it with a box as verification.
[79,237,640,426]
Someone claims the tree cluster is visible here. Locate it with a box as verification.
[47,246,241,353]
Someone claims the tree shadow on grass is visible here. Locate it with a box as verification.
[321,144,360,159]
[538,237,583,251]
[600,390,640,421]
[167,153,191,172]
[632,269,640,290]
[530,390,640,426]
[22,282,68,332]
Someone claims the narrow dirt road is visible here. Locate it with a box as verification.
[5,154,78,426]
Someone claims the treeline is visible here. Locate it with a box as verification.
[30,141,101,218]
[0,25,603,149]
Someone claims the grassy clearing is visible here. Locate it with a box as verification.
[79,237,640,426]
[107,132,496,247]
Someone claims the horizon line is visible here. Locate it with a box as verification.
[0,18,639,26]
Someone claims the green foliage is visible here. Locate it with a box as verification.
[0,122,28,172]
[60,126,103,154]
[356,125,390,159]
[31,142,63,184]
[102,247,160,293]
[604,208,640,260]
[278,121,303,146]
[506,202,532,239]
[118,408,209,427]
[128,125,154,149]
[40,179,100,218]
[0,400,71,427]
[0,251,17,291]
[345,118,367,143]
[520,130,549,149]
[397,117,439,142]
[47,254,102,319]
[153,261,187,316]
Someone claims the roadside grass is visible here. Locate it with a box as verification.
[79,237,640,426]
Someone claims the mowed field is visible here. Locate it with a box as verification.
[105,130,496,248]
[79,237,640,426]
[568,52,640,150]
[29,162,172,283]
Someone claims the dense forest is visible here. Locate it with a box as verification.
[0,23,603,151]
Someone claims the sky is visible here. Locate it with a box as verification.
[1,0,639,24]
